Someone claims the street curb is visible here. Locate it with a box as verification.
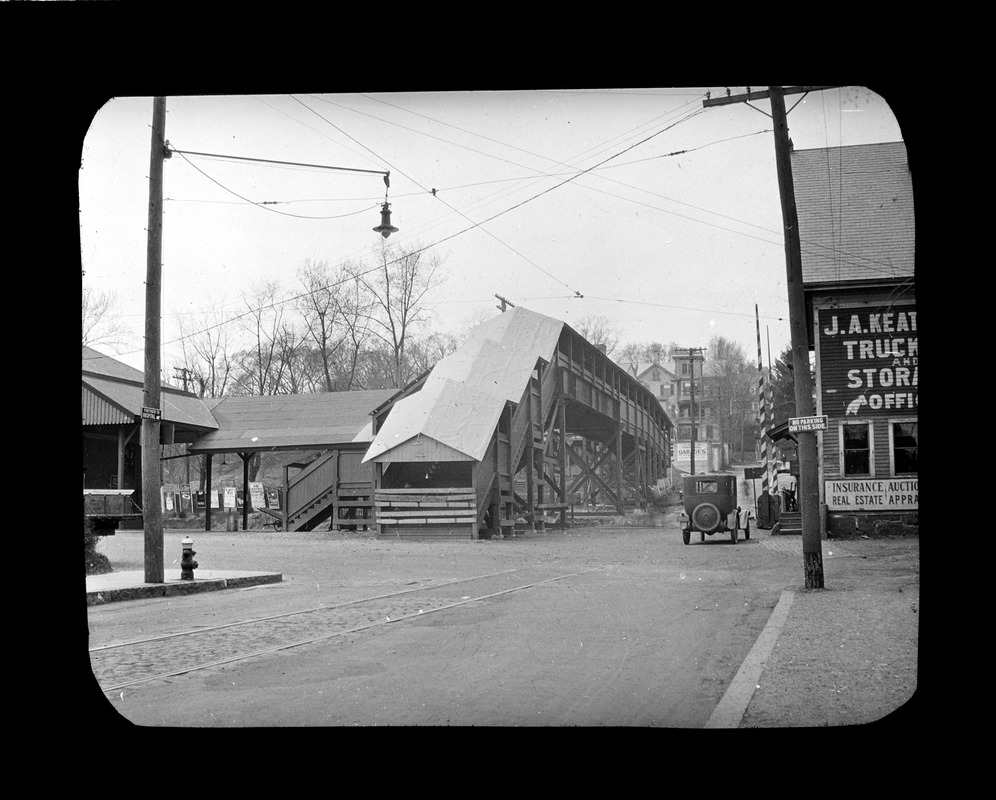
[704,589,794,728]
[86,573,282,606]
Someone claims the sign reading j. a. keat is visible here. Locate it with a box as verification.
[819,306,917,418]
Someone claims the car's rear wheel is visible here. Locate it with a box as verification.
[682,528,690,545]
[692,502,722,533]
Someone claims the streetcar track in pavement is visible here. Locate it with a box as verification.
[91,566,603,694]
[89,566,533,653]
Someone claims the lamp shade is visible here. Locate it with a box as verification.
[373,202,399,238]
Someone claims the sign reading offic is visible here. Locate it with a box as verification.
[789,415,828,433]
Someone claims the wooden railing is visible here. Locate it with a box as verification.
[376,488,478,525]
[286,451,337,523]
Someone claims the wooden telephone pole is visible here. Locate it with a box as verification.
[704,86,835,588]
[141,96,168,584]
[679,348,705,474]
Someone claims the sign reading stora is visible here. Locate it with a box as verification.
[818,306,917,417]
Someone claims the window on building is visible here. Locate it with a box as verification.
[681,362,689,377]
[653,370,659,381]
[842,423,872,476]
[892,421,918,474]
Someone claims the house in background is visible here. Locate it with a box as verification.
[793,140,917,537]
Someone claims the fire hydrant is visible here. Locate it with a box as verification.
[180,536,198,580]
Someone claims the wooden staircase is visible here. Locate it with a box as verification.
[777,510,802,535]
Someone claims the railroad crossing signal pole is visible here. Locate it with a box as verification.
[704,86,834,588]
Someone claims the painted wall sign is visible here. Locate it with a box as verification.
[826,478,918,510]
[673,442,707,461]
[818,306,918,418]
[249,482,265,509]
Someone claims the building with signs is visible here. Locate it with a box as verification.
[794,140,917,536]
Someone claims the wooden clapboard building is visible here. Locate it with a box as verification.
[793,140,917,537]
[363,307,673,539]
[83,346,219,528]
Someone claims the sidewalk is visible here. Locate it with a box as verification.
[734,533,920,727]
[86,568,282,606]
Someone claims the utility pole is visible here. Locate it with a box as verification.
[495,294,515,312]
[680,348,705,474]
[705,86,830,588]
[173,366,191,392]
[142,96,168,584]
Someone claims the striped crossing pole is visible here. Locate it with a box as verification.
[755,305,769,496]
[766,325,777,496]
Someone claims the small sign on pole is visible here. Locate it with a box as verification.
[142,406,162,420]
[788,415,828,433]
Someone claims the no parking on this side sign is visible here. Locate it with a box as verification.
[788,415,828,433]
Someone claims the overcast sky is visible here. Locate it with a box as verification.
[79,86,905,377]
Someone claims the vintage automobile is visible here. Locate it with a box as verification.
[678,473,749,545]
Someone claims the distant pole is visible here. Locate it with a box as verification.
[142,96,168,584]
[682,348,704,474]
[688,351,696,475]
[769,86,823,588]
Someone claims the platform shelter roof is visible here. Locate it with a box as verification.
[82,346,218,433]
[188,389,395,455]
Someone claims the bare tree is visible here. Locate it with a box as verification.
[617,340,670,368]
[173,300,236,399]
[296,258,372,392]
[82,283,130,349]
[407,331,460,377]
[233,280,288,397]
[352,242,444,389]
[573,314,620,356]
[704,336,756,460]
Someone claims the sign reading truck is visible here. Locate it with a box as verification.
[818,306,917,418]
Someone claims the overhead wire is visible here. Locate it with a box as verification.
[131,96,711,354]
[102,89,902,362]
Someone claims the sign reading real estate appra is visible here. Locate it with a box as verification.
[818,306,918,418]
[826,478,918,510]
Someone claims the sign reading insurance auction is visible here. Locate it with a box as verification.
[826,478,918,510]
[818,306,917,417]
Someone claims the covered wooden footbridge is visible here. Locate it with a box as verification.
[364,307,673,538]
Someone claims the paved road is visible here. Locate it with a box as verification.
[87,507,807,727]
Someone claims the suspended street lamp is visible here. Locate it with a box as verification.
[166,146,400,237]
[372,173,399,238]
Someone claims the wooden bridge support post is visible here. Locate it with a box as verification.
[558,398,568,528]
[614,426,624,514]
